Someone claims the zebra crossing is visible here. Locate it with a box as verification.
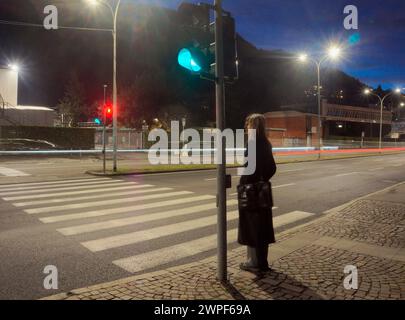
[0,177,316,274]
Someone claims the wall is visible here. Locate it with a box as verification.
[265,113,320,147]
[4,107,56,127]
[0,68,18,106]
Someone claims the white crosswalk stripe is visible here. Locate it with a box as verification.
[0,167,31,177]
[113,210,316,273]
[12,185,156,207]
[0,178,115,192]
[3,184,144,201]
[1,177,317,275]
[25,190,192,214]
[57,200,239,236]
[0,177,110,189]
[0,180,131,196]
[39,195,215,223]
[81,210,240,252]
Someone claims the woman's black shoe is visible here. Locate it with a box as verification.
[258,266,272,272]
[239,262,259,273]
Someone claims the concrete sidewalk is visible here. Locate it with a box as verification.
[43,182,405,300]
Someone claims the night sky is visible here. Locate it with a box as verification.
[138,0,405,90]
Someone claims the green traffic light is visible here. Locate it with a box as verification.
[178,48,202,73]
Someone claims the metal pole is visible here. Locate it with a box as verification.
[103,85,107,174]
[316,62,322,160]
[112,0,121,173]
[379,98,383,151]
[214,0,227,282]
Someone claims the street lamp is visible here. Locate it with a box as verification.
[87,0,121,172]
[8,64,19,72]
[298,45,342,158]
[364,88,402,150]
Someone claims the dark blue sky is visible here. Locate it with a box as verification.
[135,0,405,90]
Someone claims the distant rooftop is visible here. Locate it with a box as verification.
[4,105,54,112]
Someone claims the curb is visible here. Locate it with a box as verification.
[85,151,405,177]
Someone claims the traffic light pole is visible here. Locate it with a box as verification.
[214,0,227,283]
[103,110,107,175]
[112,0,121,173]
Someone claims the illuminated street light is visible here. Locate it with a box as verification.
[298,53,308,62]
[297,45,344,158]
[363,88,402,150]
[8,64,19,72]
[327,46,341,60]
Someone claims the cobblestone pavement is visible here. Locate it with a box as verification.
[44,183,405,301]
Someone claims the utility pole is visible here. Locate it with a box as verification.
[214,0,227,283]
[112,0,121,173]
[103,84,108,174]
[316,63,322,160]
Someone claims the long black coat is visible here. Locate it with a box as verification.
[238,137,277,247]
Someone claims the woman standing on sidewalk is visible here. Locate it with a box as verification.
[238,114,277,273]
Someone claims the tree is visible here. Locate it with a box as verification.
[56,72,88,127]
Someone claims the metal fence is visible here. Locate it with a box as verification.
[95,128,144,150]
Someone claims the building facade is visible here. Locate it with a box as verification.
[0,66,55,127]
[265,100,393,147]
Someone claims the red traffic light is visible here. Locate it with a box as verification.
[103,104,113,126]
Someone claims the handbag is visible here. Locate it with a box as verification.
[237,180,273,211]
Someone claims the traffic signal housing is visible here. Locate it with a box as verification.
[104,105,113,127]
[177,2,238,82]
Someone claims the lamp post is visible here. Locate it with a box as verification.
[364,88,402,150]
[88,0,121,172]
[298,46,342,159]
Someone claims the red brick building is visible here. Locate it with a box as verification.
[264,111,320,147]
[265,100,392,147]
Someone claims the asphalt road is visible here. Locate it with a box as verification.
[0,153,405,300]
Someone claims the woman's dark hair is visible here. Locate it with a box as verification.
[244,114,268,141]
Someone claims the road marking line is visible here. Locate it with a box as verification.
[335,172,359,177]
[13,185,160,207]
[58,200,239,236]
[0,178,111,189]
[368,167,385,171]
[273,183,296,189]
[25,191,193,214]
[279,169,305,173]
[273,211,314,225]
[0,167,31,177]
[81,211,240,252]
[0,179,124,192]
[3,184,147,201]
[113,210,316,273]
[39,195,215,223]
[382,180,398,184]
[0,181,133,196]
